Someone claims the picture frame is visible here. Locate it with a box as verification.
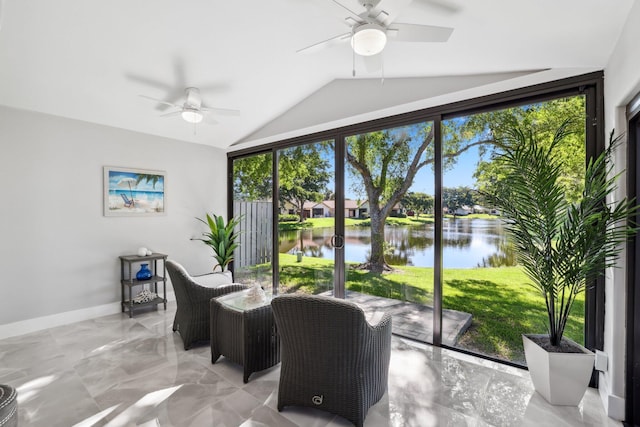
[103,166,166,216]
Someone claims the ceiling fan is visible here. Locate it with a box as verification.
[140,87,239,124]
[298,0,454,68]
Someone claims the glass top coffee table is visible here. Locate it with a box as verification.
[210,288,280,383]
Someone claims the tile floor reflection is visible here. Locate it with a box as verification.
[0,303,621,426]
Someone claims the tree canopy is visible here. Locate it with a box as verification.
[278,143,332,222]
[233,153,273,201]
[461,96,586,203]
[442,186,478,214]
[232,95,588,274]
[345,121,488,272]
[401,192,434,217]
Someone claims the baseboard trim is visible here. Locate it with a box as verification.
[0,292,175,340]
[598,372,626,421]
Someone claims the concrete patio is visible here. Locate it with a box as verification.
[323,290,473,346]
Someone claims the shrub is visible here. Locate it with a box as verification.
[279,214,300,223]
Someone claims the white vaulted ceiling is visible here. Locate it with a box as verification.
[0,0,634,151]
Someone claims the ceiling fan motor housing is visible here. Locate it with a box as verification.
[184,87,202,109]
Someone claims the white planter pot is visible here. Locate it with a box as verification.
[522,334,595,406]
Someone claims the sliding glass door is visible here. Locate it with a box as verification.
[343,120,436,343]
[277,140,336,295]
[441,95,587,363]
[229,74,603,368]
[232,152,274,289]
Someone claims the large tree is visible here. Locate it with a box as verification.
[346,96,585,273]
[346,123,488,273]
[278,143,332,223]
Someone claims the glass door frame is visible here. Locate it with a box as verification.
[334,135,346,298]
[626,90,640,423]
[228,71,606,369]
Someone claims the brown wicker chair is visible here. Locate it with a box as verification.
[166,260,247,350]
[271,294,392,427]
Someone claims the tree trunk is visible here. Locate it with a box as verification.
[297,199,305,223]
[367,210,390,274]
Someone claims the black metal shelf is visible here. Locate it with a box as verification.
[121,274,165,287]
[123,296,166,308]
[119,253,168,318]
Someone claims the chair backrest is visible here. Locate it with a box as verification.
[271,294,370,367]
[166,260,193,306]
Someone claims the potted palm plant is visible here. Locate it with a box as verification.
[489,122,636,405]
[194,213,242,272]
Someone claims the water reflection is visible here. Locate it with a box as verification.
[279,218,515,269]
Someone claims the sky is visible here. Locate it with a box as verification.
[108,170,165,193]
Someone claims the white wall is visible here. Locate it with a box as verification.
[601,1,640,420]
[0,106,227,333]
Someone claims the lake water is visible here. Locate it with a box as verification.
[279,218,514,269]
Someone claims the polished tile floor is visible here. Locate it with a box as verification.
[0,303,620,427]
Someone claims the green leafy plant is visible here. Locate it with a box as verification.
[194,213,242,271]
[489,122,637,346]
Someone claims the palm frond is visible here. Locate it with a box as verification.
[487,122,637,345]
[192,213,244,271]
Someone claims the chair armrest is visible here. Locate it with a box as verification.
[210,283,249,297]
[188,281,247,302]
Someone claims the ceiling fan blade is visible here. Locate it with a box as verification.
[203,114,219,125]
[411,0,460,15]
[363,54,383,73]
[297,32,351,54]
[139,95,180,108]
[128,74,173,91]
[387,23,453,42]
[201,106,240,116]
[330,0,364,22]
[0,0,5,31]
[158,111,181,118]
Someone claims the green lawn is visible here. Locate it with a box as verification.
[278,217,359,230]
[279,214,499,231]
[279,216,435,230]
[272,253,584,363]
[445,213,499,220]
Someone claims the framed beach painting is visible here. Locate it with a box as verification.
[104,167,166,216]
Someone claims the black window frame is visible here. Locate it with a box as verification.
[228,71,605,372]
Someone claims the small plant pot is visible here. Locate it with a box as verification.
[523,334,595,406]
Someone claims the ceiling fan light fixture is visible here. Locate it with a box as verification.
[351,23,387,56]
[181,108,203,124]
